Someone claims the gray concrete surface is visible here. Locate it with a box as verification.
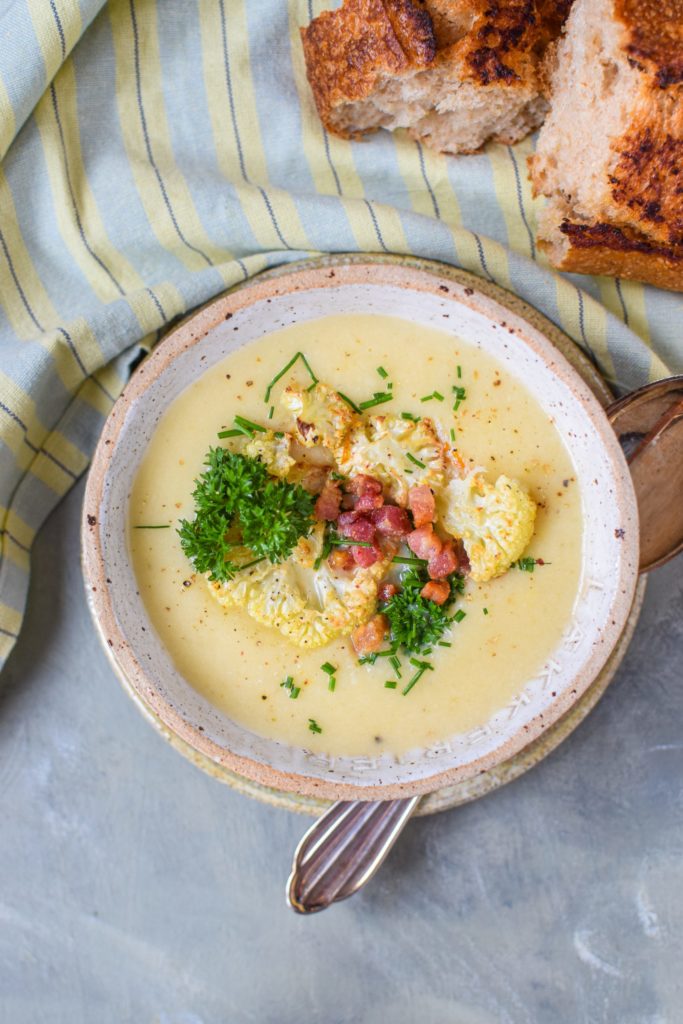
[0,478,681,1024]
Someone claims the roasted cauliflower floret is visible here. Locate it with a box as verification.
[336,415,446,505]
[243,431,296,478]
[282,381,356,450]
[208,526,392,649]
[438,467,537,583]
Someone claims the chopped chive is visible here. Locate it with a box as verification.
[359,392,393,411]
[389,654,401,674]
[217,428,243,439]
[453,609,466,623]
[432,391,444,401]
[404,469,414,474]
[457,365,462,379]
[264,351,318,402]
[268,406,274,420]
[516,557,537,572]
[406,452,426,469]
[402,660,433,696]
[329,537,374,549]
[308,718,322,734]
[328,677,336,692]
[452,386,467,412]
[376,366,389,379]
[401,412,420,422]
[274,431,284,439]
[320,662,336,676]
[133,524,171,529]
[384,680,397,689]
[438,641,451,647]
[238,557,266,571]
[289,686,300,699]
[280,675,294,690]
[388,382,393,391]
[391,555,427,566]
[338,391,361,414]
[483,607,489,615]
[450,428,456,442]
[233,415,267,434]
[420,393,435,402]
[359,653,378,666]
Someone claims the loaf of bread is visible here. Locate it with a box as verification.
[301,0,571,155]
[530,0,683,291]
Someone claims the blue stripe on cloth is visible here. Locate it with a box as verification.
[154,8,257,274]
[217,0,293,250]
[49,83,126,296]
[129,0,215,268]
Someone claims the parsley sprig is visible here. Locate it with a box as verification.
[381,568,465,655]
[178,448,315,583]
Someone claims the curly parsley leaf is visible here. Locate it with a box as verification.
[178,448,314,582]
[381,568,464,655]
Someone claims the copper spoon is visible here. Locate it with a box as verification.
[287,376,683,914]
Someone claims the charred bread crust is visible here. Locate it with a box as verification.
[542,218,683,291]
[605,2,683,244]
[616,0,683,87]
[459,0,541,86]
[609,122,683,246]
[300,0,436,135]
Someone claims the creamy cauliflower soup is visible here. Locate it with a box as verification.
[129,314,582,757]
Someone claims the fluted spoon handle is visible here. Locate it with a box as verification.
[287,796,420,913]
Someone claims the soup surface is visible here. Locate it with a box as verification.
[129,314,583,757]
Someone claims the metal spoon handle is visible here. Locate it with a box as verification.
[287,796,420,913]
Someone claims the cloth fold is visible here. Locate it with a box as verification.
[0,0,679,666]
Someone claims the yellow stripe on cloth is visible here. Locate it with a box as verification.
[109,0,237,278]
[199,0,312,253]
[0,78,16,163]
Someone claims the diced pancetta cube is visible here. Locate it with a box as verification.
[314,479,342,521]
[420,580,451,605]
[352,613,390,655]
[371,505,412,537]
[408,485,435,528]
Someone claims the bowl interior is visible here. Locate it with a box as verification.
[85,266,638,798]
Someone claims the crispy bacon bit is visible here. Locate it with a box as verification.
[355,491,384,512]
[348,474,383,497]
[420,580,451,605]
[337,511,376,543]
[351,613,389,656]
[328,548,355,572]
[371,505,412,537]
[408,485,435,527]
[378,581,399,603]
[407,525,443,562]
[348,474,384,512]
[458,544,470,575]
[351,540,382,567]
[427,539,459,580]
[408,525,459,579]
[314,479,342,521]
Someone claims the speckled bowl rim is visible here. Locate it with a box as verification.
[82,256,640,801]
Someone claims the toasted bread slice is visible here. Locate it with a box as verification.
[530,0,683,290]
[301,0,570,155]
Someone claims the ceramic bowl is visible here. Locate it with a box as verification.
[82,257,639,800]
